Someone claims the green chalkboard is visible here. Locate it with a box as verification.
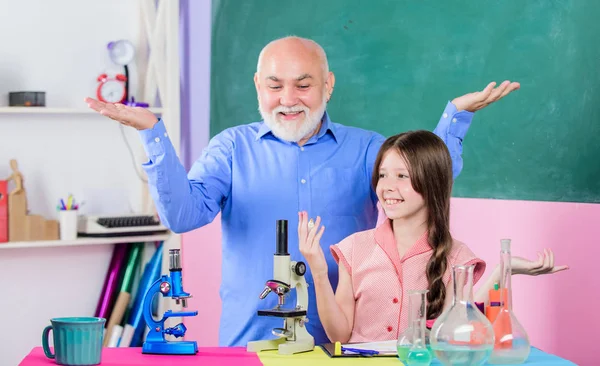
[210,0,600,203]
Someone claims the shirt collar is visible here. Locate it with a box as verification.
[374,219,432,264]
[255,110,338,143]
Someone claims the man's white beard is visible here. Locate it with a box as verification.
[259,97,327,143]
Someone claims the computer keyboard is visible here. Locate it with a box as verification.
[97,215,161,228]
[78,214,168,237]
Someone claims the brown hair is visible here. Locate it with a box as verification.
[371,130,454,320]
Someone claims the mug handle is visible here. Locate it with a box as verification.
[42,325,55,359]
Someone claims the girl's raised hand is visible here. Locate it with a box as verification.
[298,211,327,278]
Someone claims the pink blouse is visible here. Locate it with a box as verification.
[331,219,485,343]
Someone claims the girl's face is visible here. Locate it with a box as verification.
[376,149,426,221]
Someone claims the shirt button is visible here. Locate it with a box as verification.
[154,137,160,142]
[387,326,393,332]
[393,298,398,304]
[443,113,448,118]
[301,179,306,184]
[164,132,168,137]
[300,147,305,151]
[452,117,457,123]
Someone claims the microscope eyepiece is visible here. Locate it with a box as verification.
[276,220,288,255]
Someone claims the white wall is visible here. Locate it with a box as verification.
[0,1,150,365]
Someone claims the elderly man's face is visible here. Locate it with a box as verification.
[254,42,333,142]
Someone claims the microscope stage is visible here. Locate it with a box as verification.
[258,308,307,318]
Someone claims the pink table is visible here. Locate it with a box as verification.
[19,347,263,366]
[19,345,577,365]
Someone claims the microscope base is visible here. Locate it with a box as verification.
[247,337,314,355]
[142,340,198,355]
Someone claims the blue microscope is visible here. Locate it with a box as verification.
[141,248,199,355]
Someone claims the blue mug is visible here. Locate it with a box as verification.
[42,317,105,365]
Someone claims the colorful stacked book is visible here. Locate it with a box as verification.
[94,241,164,347]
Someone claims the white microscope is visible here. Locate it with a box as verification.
[246,219,315,355]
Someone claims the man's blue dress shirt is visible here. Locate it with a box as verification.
[139,102,473,346]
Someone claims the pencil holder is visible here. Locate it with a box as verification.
[59,210,78,240]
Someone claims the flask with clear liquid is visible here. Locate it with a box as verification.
[488,239,531,364]
[430,264,495,366]
[397,290,433,365]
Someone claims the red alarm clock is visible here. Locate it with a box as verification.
[96,73,127,103]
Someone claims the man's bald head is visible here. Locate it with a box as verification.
[256,36,329,78]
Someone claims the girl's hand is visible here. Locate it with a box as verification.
[298,211,327,278]
[511,249,569,276]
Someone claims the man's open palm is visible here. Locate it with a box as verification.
[84,97,158,130]
[452,80,521,113]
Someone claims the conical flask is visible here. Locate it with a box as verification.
[430,264,494,366]
[397,290,433,365]
[488,239,530,364]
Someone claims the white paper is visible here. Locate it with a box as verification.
[342,339,398,355]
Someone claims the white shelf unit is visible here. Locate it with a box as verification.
[0,233,170,250]
[0,2,183,364]
[0,107,163,114]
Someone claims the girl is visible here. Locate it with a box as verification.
[298,130,567,343]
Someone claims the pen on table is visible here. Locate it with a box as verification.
[341,346,379,356]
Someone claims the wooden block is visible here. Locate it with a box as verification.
[8,192,27,242]
[44,220,59,240]
[25,215,45,241]
[6,160,60,242]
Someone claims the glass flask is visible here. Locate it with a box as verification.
[430,264,494,366]
[397,290,433,365]
[488,239,531,364]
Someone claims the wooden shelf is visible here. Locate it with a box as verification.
[0,107,163,114]
[0,233,171,249]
